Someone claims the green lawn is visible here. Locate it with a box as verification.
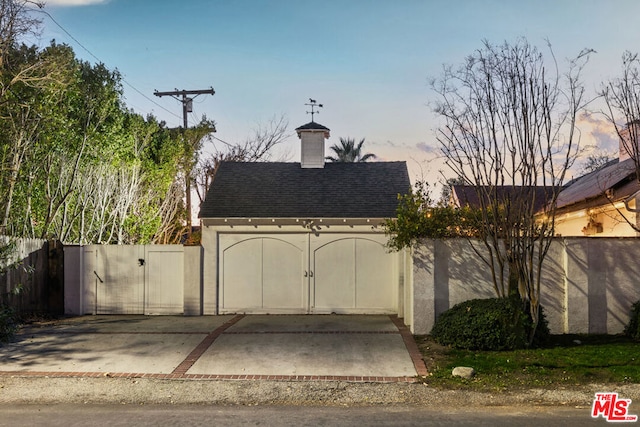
[416,334,640,392]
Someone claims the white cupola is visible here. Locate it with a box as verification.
[296,121,330,168]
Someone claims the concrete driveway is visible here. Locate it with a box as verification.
[0,315,426,382]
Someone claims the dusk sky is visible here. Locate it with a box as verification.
[35,0,640,186]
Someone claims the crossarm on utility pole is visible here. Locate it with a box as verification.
[153,88,215,97]
[154,88,215,128]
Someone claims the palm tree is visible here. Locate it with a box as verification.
[325,137,376,162]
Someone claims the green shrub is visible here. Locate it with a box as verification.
[624,300,640,341]
[430,296,549,351]
[0,304,19,344]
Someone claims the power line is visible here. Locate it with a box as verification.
[212,136,234,147]
[122,80,181,121]
[33,7,182,122]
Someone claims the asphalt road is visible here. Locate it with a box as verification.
[0,404,612,427]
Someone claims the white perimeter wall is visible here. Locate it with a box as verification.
[64,235,640,338]
[407,238,640,335]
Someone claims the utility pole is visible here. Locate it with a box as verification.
[154,88,215,129]
[154,88,215,240]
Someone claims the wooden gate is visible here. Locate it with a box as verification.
[80,245,184,315]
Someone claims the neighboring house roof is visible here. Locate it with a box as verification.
[555,157,639,214]
[451,185,553,212]
[199,161,411,218]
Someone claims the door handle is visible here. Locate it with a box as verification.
[93,270,104,283]
[304,271,308,277]
[309,271,314,277]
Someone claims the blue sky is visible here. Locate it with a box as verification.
[35,0,640,184]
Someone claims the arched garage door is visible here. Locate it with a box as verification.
[218,233,396,314]
[312,235,395,313]
[219,234,307,313]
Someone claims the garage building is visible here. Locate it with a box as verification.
[199,121,411,315]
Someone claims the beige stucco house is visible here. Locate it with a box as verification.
[552,159,640,237]
[553,126,640,237]
[450,170,640,237]
[449,125,640,237]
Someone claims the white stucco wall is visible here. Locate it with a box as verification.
[183,245,202,315]
[200,228,219,315]
[63,230,640,336]
[409,237,640,335]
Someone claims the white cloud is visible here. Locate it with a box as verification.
[578,111,618,152]
[415,142,438,155]
[45,0,109,7]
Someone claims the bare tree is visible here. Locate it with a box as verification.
[600,51,640,227]
[0,0,43,72]
[194,115,290,204]
[579,150,615,175]
[1,103,41,231]
[152,180,185,244]
[0,4,70,235]
[432,39,590,343]
[438,176,466,205]
[0,36,73,235]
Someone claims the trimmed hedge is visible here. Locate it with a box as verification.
[430,296,549,351]
[624,300,640,341]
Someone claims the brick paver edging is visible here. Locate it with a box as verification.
[225,330,399,334]
[0,314,424,383]
[389,315,429,377]
[171,314,246,375]
[0,371,416,383]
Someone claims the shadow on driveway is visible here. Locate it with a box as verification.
[0,315,423,381]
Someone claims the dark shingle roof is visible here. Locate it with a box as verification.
[452,185,553,212]
[199,161,411,218]
[295,121,330,132]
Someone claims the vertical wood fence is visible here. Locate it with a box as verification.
[0,238,64,315]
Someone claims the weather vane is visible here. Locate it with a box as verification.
[305,98,323,122]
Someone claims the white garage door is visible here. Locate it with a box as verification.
[219,234,307,313]
[218,233,396,314]
[312,235,395,313]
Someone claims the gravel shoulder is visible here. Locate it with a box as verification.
[1,376,639,408]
